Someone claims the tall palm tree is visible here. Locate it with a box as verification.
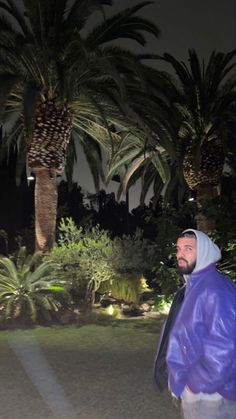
[162,49,236,231]
[106,67,187,208]
[108,50,236,232]
[0,0,160,251]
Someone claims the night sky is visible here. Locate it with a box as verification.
[74,0,236,209]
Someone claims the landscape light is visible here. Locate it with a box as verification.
[108,305,114,316]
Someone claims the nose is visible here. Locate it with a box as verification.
[176,248,184,258]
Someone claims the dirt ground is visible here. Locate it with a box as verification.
[0,319,181,419]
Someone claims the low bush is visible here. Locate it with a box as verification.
[48,219,116,309]
[99,272,143,304]
[48,219,158,307]
[0,247,67,326]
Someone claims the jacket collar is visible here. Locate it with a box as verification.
[186,263,217,289]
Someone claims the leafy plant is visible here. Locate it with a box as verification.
[153,294,173,313]
[49,219,116,308]
[152,265,183,300]
[0,247,66,324]
[101,230,158,302]
[58,217,84,246]
[100,272,143,304]
[49,218,159,307]
[112,229,157,274]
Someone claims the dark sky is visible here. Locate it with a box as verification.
[4,1,236,207]
[117,0,236,59]
[75,0,236,209]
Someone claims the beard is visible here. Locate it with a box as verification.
[177,258,196,275]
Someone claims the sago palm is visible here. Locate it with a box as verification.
[0,246,64,323]
[0,0,160,251]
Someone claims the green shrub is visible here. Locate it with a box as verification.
[49,219,158,307]
[112,229,157,274]
[46,243,88,303]
[106,230,158,302]
[216,238,236,282]
[152,265,183,299]
[49,219,116,308]
[99,272,143,304]
[98,229,157,303]
[153,294,173,313]
[0,247,66,325]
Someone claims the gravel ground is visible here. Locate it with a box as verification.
[0,319,181,419]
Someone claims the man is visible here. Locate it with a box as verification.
[166,229,236,418]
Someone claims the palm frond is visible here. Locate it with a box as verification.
[140,163,156,205]
[23,294,37,321]
[81,135,105,191]
[1,0,31,38]
[29,260,56,284]
[0,257,18,281]
[65,0,112,32]
[0,73,21,112]
[117,152,151,200]
[188,49,203,87]
[5,294,18,319]
[162,52,193,93]
[64,135,77,191]
[151,151,170,184]
[86,1,160,47]
[107,145,143,181]
[73,115,120,153]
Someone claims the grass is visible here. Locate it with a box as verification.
[0,318,181,419]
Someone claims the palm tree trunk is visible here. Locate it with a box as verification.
[33,167,58,252]
[195,184,217,233]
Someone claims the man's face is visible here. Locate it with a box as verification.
[176,236,197,274]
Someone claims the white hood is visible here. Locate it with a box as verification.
[182,228,221,276]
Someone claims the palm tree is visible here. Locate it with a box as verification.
[106,67,187,209]
[108,50,236,232]
[0,0,160,251]
[0,246,65,324]
[162,49,236,231]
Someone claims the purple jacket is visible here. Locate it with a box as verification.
[166,263,236,401]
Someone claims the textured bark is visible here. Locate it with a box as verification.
[183,141,224,190]
[33,167,58,252]
[194,184,218,233]
[183,141,224,234]
[27,100,73,171]
[27,99,73,253]
[195,212,215,234]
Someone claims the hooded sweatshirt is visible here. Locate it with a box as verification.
[166,229,236,401]
[182,229,221,280]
